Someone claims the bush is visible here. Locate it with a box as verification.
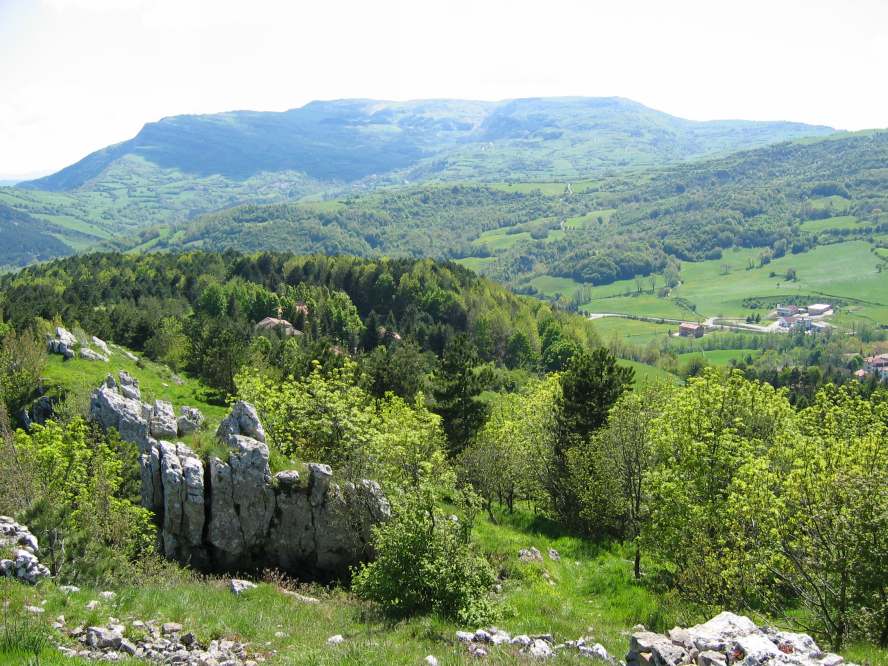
[352,495,497,625]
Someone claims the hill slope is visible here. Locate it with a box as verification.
[99,130,888,293]
[20,97,834,192]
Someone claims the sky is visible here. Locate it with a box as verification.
[1,0,887,177]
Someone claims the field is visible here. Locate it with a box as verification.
[590,317,675,347]
[800,215,860,233]
[677,349,759,366]
[579,242,888,326]
[617,359,681,385]
[528,275,584,298]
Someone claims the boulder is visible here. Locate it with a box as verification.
[177,406,204,436]
[86,627,123,649]
[529,639,553,657]
[216,401,266,445]
[229,579,257,595]
[80,348,109,362]
[92,336,111,356]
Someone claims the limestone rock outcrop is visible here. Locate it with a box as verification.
[90,372,390,580]
[89,371,204,454]
[140,403,389,578]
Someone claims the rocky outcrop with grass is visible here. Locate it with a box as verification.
[89,373,390,580]
[89,371,204,451]
[627,612,856,666]
[0,516,51,584]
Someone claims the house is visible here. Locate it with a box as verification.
[255,317,301,336]
[678,322,703,338]
[779,316,811,330]
[776,304,798,316]
[808,303,832,316]
[864,354,888,374]
[854,369,870,379]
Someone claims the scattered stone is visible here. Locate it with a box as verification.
[86,601,100,611]
[327,634,344,644]
[529,639,554,657]
[162,622,183,634]
[548,548,561,562]
[230,579,258,595]
[511,635,532,646]
[99,591,117,600]
[456,631,475,643]
[0,518,50,584]
[86,627,123,649]
[24,605,44,613]
[518,547,544,563]
[424,656,439,666]
[622,612,861,666]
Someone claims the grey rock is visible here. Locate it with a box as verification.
[216,401,266,445]
[59,585,80,593]
[548,547,561,562]
[117,371,141,401]
[86,627,123,649]
[530,639,554,657]
[774,631,823,659]
[149,400,178,440]
[820,655,844,666]
[230,579,258,595]
[424,657,439,666]
[697,651,726,666]
[56,327,77,347]
[511,635,532,646]
[280,589,320,603]
[327,634,344,644]
[140,444,164,513]
[160,442,206,561]
[580,643,615,663]
[456,631,475,643]
[519,547,544,562]
[92,336,111,356]
[80,348,109,362]
[630,633,669,654]
[162,622,183,634]
[650,640,688,666]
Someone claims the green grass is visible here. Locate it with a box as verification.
[472,232,532,251]
[616,359,681,386]
[800,215,860,233]
[455,257,498,274]
[591,317,675,347]
[41,345,228,425]
[528,276,584,298]
[677,349,759,366]
[564,210,616,229]
[482,182,568,196]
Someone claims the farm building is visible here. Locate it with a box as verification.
[678,322,703,338]
[776,304,798,316]
[808,303,832,316]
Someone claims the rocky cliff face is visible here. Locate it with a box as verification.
[91,373,389,579]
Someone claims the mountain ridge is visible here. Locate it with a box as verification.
[19,96,836,192]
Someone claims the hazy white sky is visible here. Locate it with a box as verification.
[1,0,887,176]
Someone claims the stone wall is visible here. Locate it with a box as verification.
[91,373,390,580]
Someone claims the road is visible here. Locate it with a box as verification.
[586,312,779,333]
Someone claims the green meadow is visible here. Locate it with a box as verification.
[677,349,759,366]
[590,317,676,347]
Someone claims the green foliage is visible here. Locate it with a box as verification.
[732,387,888,648]
[431,334,494,457]
[558,348,634,443]
[351,493,497,625]
[0,604,50,664]
[0,327,46,417]
[1,418,155,584]
[458,376,561,519]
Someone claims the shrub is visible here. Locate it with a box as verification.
[352,495,497,625]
